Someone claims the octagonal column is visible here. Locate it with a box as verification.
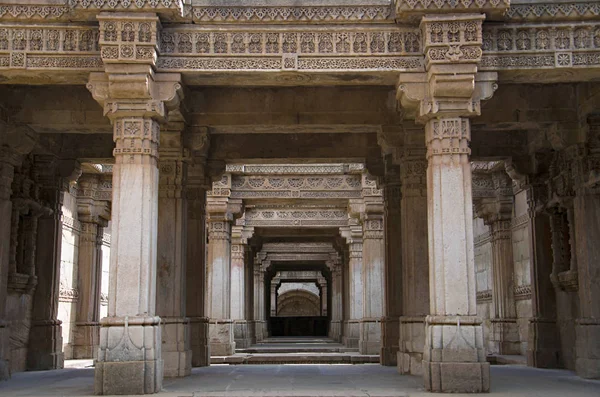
[423,117,489,392]
[341,226,363,349]
[253,259,267,342]
[206,195,240,356]
[72,176,110,359]
[329,261,343,342]
[157,136,191,378]
[360,208,385,355]
[231,225,253,349]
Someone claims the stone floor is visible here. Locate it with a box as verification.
[1,361,600,397]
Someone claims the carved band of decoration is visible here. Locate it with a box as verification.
[113,117,160,164]
[98,13,159,64]
[481,22,600,70]
[59,283,80,303]
[61,214,82,233]
[231,244,244,261]
[0,25,102,69]
[490,219,512,240]
[425,118,471,159]
[245,208,348,227]
[397,0,509,18]
[476,289,492,302]
[190,6,393,23]
[506,2,600,21]
[511,213,529,228]
[474,231,491,246]
[514,284,532,300]
[160,28,421,56]
[363,218,384,239]
[0,5,71,20]
[421,14,484,66]
[159,159,184,198]
[207,220,230,241]
[226,163,365,174]
[100,292,108,305]
[70,0,184,13]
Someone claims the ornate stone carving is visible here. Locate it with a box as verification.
[58,282,79,303]
[98,13,160,64]
[514,284,532,300]
[245,206,348,228]
[190,5,393,23]
[422,14,484,67]
[506,2,600,21]
[70,0,184,14]
[397,0,510,19]
[226,163,364,174]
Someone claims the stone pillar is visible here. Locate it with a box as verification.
[573,116,600,379]
[422,117,489,392]
[72,175,110,359]
[397,12,497,391]
[381,160,401,366]
[27,156,79,371]
[0,129,36,379]
[253,259,267,342]
[360,204,385,355]
[206,195,240,356]
[186,165,209,366]
[231,225,253,349]
[341,226,363,349]
[88,11,185,393]
[156,133,191,378]
[523,182,562,368]
[328,260,343,342]
[317,276,328,317]
[398,144,429,376]
[270,278,279,318]
[475,168,520,355]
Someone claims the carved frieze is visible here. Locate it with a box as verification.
[506,2,600,21]
[226,163,364,174]
[397,0,510,19]
[245,206,348,228]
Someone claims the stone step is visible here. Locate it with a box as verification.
[192,392,407,397]
[237,347,352,353]
[211,353,380,365]
[259,337,335,344]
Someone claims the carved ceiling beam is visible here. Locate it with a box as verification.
[395,0,510,21]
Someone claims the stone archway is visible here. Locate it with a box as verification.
[277,289,321,317]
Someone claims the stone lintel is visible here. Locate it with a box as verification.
[396,0,509,21]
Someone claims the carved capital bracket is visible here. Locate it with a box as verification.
[77,173,111,226]
[397,13,497,123]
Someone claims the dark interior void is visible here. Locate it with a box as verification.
[270,317,328,337]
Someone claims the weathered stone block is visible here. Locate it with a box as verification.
[424,361,490,393]
[95,359,163,395]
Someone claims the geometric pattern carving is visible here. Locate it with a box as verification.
[245,206,348,228]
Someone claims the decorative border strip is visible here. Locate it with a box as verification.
[474,231,492,246]
[62,215,82,233]
[59,285,80,303]
[477,289,492,302]
[511,213,530,228]
[506,2,600,21]
[514,284,532,300]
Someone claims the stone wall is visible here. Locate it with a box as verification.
[57,187,80,360]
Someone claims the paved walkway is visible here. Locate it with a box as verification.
[1,361,599,397]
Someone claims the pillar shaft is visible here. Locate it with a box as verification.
[343,237,362,349]
[27,156,66,371]
[206,217,235,356]
[399,152,429,376]
[95,117,162,395]
[253,261,267,342]
[329,264,343,342]
[186,186,209,367]
[72,220,104,359]
[526,184,561,368]
[231,236,252,349]
[0,149,19,379]
[423,117,489,393]
[360,213,385,355]
[382,173,401,366]
[157,152,191,378]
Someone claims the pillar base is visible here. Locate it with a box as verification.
[490,318,521,355]
[27,320,64,371]
[423,315,489,393]
[189,317,209,367]
[343,320,360,349]
[398,316,426,375]
[253,320,267,343]
[72,322,100,359]
[234,320,252,349]
[161,317,191,378]
[95,316,162,395]
[329,320,342,342]
[527,317,561,368]
[575,319,600,379]
[209,320,235,356]
[380,317,399,366]
[359,318,381,355]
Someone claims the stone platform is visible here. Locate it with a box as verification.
[214,337,377,364]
